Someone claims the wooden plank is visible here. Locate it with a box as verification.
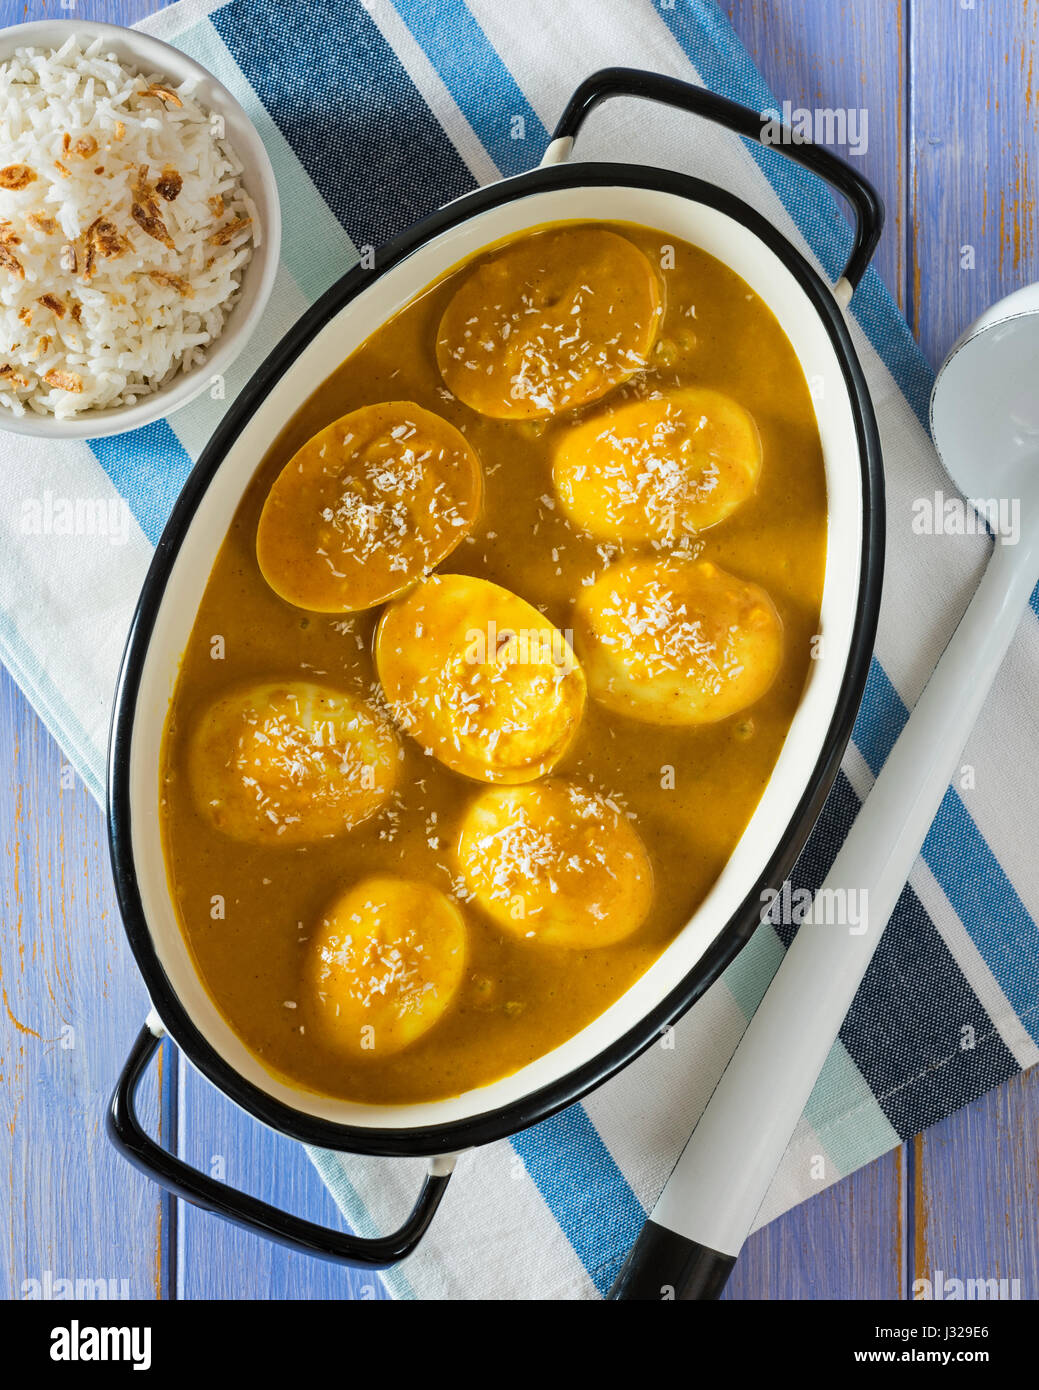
[909,0,1039,1295]
[0,0,166,26]
[724,1149,907,1299]
[0,0,175,1306]
[725,0,909,309]
[912,1065,1039,1299]
[0,666,165,1300]
[175,1069,387,1299]
[909,0,1038,361]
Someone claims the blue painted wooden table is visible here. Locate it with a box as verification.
[1,0,1037,1301]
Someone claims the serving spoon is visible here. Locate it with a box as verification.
[609,282,1039,1300]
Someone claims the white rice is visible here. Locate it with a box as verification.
[0,34,259,418]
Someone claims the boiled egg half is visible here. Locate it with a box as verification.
[256,401,483,613]
[553,386,762,541]
[307,876,467,1056]
[375,574,586,783]
[436,226,661,420]
[574,556,783,725]
[188,681,400,844]
[456,778,653,948]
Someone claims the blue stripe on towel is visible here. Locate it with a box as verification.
[392,0,547,176]
[853,880,1020,1133]
[90,421,196,548]
[852,657,907,778]
[511,1104,647,1296]
[925,788,1039,1038]
[212,0,477,247]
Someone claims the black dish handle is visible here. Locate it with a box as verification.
[549,67,883,297]
[108,1023,453,1267]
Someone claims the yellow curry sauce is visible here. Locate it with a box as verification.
[160,220,827,1104]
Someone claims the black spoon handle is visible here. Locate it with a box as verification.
[609,1221,736,1301]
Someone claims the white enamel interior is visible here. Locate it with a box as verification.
[125,183,864,1141]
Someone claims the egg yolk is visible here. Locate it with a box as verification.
[307,876,467,1056]
[187,682,400,844]
[574,556,783,725]
[256,400,483,613]
[456,779,653,948]
[436,227,661,420]
[553,386,762,541]
[375,573,586,783]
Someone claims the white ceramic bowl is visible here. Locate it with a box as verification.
[0,19,281,440]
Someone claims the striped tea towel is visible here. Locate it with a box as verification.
[1,0,1037,1301]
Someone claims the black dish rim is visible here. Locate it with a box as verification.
[107,161,885,1158]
